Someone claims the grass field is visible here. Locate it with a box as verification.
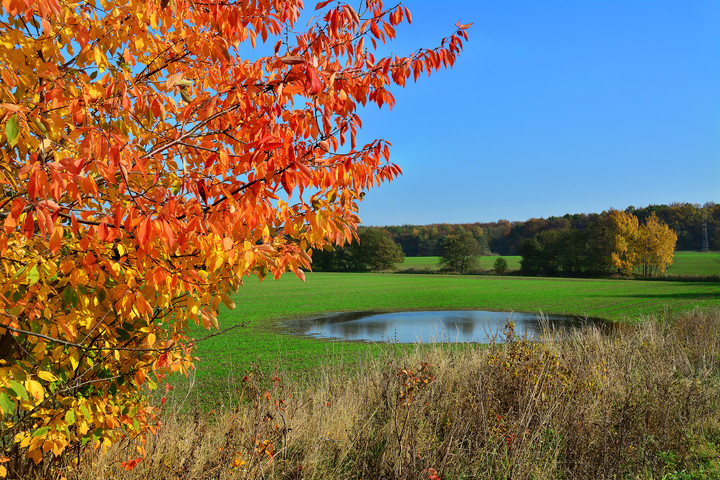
[397,251,720,276]
[87,309,720,480]
[179,272,720,404]
[398,255,522,272]
[666,251,720,276]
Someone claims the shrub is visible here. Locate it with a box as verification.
[493,257,509,274]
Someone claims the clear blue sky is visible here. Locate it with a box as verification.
[349,0,720,225]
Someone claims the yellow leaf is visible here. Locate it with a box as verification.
[93,46,104,69]
[220,293,235,310]
[69,351,79,371]
[37,371,57,382]
[25,380,44,401]
[147,333,156,347]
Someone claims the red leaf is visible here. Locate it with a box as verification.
[163,220,175,248]
[197,180,208,204]
[121,458,143,471]
[23,211,34,239]
[280,171,292,196]
[137,218,151,246]
[305,66,322,94]
[109,145,120,166]
[370,21,381,39]
[315,0,333,10]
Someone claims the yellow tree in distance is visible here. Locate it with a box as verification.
[637,212,678,276]
[608,210,641,275]
[608,210,677,276]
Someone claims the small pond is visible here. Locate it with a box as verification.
[279,310,613,344]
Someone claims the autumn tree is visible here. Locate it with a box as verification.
[606,210,641,275]
[0,0,469,474]
[636,213,677,276]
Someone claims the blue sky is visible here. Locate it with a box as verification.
[347,0,720,225]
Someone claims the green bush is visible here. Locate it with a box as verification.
[493,257,509,274]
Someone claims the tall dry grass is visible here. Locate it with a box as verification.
[40,309,720,479]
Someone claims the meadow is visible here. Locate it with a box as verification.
[83,309,720,480]
[398,255,522,272]
[180,270,720,404]
[397,251,720,276]
[65,255,720,480]
[666,251,720,276]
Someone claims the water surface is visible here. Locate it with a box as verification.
[279,310,611,343]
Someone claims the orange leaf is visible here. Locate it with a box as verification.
[121,458,143,471]
[137,218,151,246]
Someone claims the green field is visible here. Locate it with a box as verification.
[180,272,719,404]
[666,251,720,276]
[399,255,522,272]
[398,251,719,276]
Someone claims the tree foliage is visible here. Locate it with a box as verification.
[519,211,677,277]
[383,223,489,256]
[607,210,641,275]
[0,0,469,473]
[636,213,678,276]
[311,227,404,272]
[439,230,480,273]
[492,257,508,275]
[486,202,717,255]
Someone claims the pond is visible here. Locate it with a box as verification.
[279,310,613,344]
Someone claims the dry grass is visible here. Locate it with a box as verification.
[42,309,720,479]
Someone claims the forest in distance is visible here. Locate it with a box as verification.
[312,202,718,276]
[380,202,718,256]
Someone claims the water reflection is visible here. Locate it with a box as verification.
[279,310,612,344]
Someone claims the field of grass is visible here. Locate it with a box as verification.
[398,251,720,276]
[79,309,720,480]
[666,251,720,276]
[398,255,522,272]
[180,272,720,404]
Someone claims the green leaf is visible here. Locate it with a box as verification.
[8,381,28,400]
[26,265,40,285]
[12,265,26,279]
[62,286,78,307]
[65,410,76,424]
[32,426,50,437]
[5,114,19,147]
[0,392,15,415]
[79,404,91,419]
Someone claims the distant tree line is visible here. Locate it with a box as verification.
[311,202,709,275]
[486,202,718,255]
[519,211,677,277]
[381,202,718,256]
[382,223,490,257]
